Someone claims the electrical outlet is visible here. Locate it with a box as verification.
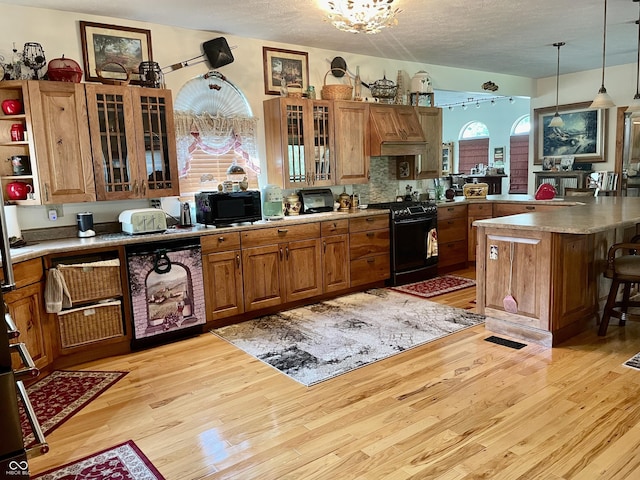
[150,199,161,209]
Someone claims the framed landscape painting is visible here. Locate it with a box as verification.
[80,21,153,85]
[262,46,309,95]
[533,101,607,164]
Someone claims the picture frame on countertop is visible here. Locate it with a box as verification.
[79,21,153,85]
[533,101,607,164]
[262,46,309,96]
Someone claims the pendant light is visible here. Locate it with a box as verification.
[627,0,640,114]
[549,42,566,128]
[590,0,615,109]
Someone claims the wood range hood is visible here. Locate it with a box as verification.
[368,104,427,157]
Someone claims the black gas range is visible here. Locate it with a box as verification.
[368,201,439,286]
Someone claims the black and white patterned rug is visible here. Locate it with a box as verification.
[211,288,485,386]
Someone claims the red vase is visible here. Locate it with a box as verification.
[1,99,23,115]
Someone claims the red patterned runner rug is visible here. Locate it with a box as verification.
[390,274,476,299]
[20,370,127,448]
[31,440,164,480]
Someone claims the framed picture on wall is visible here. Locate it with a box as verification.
[533,101,607,164]
[80,21,153,85]
[262,47,309,95]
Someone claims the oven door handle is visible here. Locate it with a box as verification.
[16,379,49,459]
[394,216,434,226]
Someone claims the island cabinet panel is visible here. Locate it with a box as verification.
[202,233,243,320]
[551,233,597,333]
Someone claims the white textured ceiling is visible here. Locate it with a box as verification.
[4,0,640,102]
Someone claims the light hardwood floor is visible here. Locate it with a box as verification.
[29,267,640,479]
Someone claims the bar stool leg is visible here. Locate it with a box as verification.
[620,283,632,326]
[599,279,621,336]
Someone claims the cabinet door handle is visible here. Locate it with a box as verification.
[218,236,226,242]
[142,180,147,196]
[285,246,290,260]
[277,229,288,234]
[236,254,240,269]
[367,258,375,264]
[133,180,139,195]
[367,169,371,180]
[279,247,284,261]
[323,240,327,252]
[366,232,375,238]
[526,206,535,210]
[366,217,375,222]
[44,183,50,202]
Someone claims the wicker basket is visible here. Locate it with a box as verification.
[95,61,131,86]
[58,300,124,348]
[57,259,122,304]
[321,69,353,100]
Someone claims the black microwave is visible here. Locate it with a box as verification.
[195,191,262,227]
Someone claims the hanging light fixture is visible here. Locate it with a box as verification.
[627,0,640,114]
[325,0,401,34]
[549,42,566,128]
[591,0,615,108]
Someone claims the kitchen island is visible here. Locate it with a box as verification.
[474,196,640,346]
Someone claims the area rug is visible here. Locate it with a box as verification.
[212,288,485,386]
[20,370,127,447]
[31,440,164,480]
[390,274,476,299]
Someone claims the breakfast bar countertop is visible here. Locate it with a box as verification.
[473,196,640,234]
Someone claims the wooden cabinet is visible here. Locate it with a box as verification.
[441,142,453,175]
[437,204,468,271]
[414,107,443,179]
[0,80,94,204]
[349,215,390,287]
[321,219,350,293]
[4,259,51,371]
[202,233,244,320]
[263,97,335,189]
[333,101,370,184]
[241,223,322,311]
[467,203,493,262]
[27,81,96,204]
[86,85,179,200]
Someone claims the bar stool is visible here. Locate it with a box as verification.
[599,235,640,336]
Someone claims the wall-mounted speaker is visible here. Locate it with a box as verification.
[203,37,234,69]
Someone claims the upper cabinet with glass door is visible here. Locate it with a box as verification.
[263,97,335,189]
[86,85,179,200]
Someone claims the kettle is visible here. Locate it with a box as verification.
[179,202,193,227]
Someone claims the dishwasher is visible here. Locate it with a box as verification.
[125,238,205,349]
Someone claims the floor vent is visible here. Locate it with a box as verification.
[484,335,527,350]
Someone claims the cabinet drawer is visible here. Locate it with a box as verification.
[468,203,493,216]
[241,223,320,247]
[493,203,561,217]
[350,215,389,233]
[438,218,467,243]
[0,258,44,289]
[201,232,241,253]
[438,241,468,268]
[321,219,349,236]
[437,204,468,221]
[350,254,390,287]
[349,230,390,259]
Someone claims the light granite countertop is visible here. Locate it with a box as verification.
[474,196,640,234]
[6,208,389,264]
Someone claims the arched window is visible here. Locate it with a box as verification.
[512,115,530,135]
[458,121,490,174]
[174,72,260,196]
[460,121,490,139]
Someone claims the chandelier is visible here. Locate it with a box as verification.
[326,0,401,34]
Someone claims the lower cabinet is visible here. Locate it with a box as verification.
[241,223,322,312]
[437,203,468,271]
[349,215,390,287]
[467,203,493,262]
[202,233,244,320]
[5,259,51,371]
[321,219,350,293]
